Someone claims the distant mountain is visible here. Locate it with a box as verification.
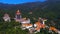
[0,0,60,10]
[0,0,60,12]
[0,0,60,15]
[0,1,48,10]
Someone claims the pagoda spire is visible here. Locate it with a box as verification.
[16,10,21,15]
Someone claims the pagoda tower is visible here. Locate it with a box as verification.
[15,10,22,22]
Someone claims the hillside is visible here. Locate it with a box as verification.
[0,0,60,19]
[0,0,60,34]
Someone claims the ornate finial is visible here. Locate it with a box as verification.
[16,10,21,15]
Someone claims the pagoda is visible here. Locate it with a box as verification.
[15,10,22,22]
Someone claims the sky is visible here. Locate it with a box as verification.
[0,0,46,4]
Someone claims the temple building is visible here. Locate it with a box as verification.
[3,13,11,22]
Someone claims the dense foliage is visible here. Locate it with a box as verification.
[0,0,60,34]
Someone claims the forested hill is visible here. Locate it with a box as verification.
[0,2,47,10]
[0,0,60,20]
